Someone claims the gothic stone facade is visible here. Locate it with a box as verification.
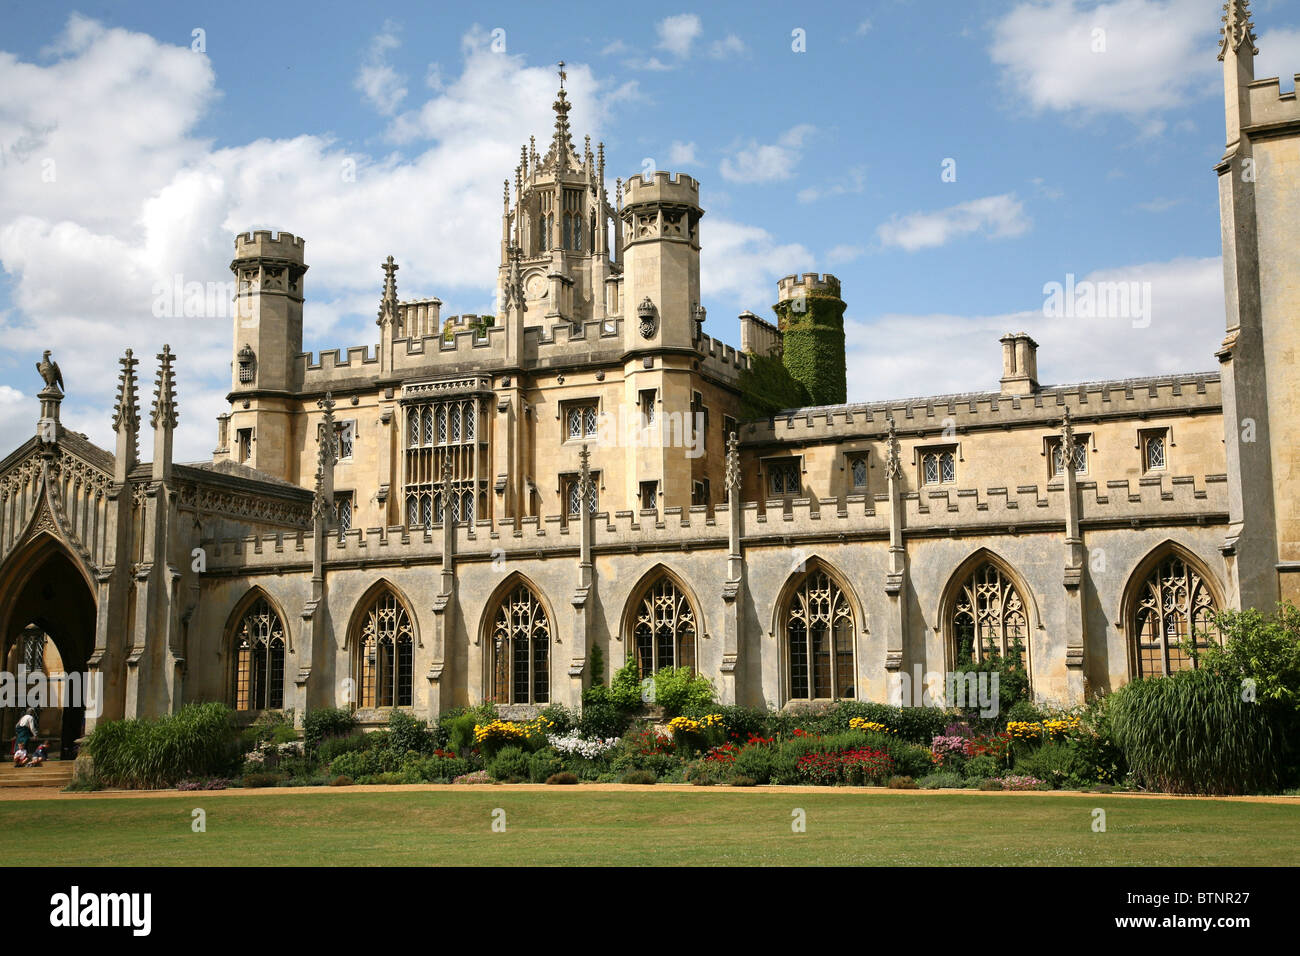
[2,5,1296,734]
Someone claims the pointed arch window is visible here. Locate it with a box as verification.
[1133,554,1219,677]
[785,568,855,700]
[490,583,550,705]
[632,577,697,680]
[233,597,286,710]
[357,590,414,708]
[952,562,1028,664]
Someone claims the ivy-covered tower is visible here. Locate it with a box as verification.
[773,273,847,407]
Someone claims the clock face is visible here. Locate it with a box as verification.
[525,273,547,300]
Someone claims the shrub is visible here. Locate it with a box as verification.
[610,659,647,712]
[684,759,729,786]
[1110,668,1284,794]
[528,748,566,783]
[387,710,432,755]
[453,770,493,785]
[999,775,1046,791]
[730,776,758,787]
[330,775,353,787]
[887,775,916,789]
[918,772,966,790]
[488,746,532,782]
[84,702,239,789]
[405,755,472,783]
[538,704,577,735]
[316,733,368,764]
[1004,699,1045,726]
[303,708,356,747]
[1013,740,1092,789]
[797,748,894,786]
[620,770,656,785]
[733,743,779,785]
[651,667,716,718]
[545,772,579,785]
[578,686,631,738]
[445,714,480,758]
[963,754,1001,780]
[328,750,376,780]
[978,778,1004,791]
[242,772,287,788]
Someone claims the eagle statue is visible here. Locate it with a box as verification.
[37,350,64,391]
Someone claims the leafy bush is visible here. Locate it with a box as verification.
[578,685,631,738]
[918,772,966,790]
[84,702,239,789]
[1013,739,1093,790]
[684,759,729,786]
[242,772,287,788]
[978,778,1004,791]
[610,659,647,712]
[620,770,656,785]
[316,733,368,764]
[733,743,780,785]
[488,746,531,782]
[963,754,1001,780]
[303,708,356,748]
[651,667,716,718]
[1110,668,1283,794]
[330,775,353,787]
[730,776,758,787]
[545,772,579,785]
[405,754,472,783]
[328,750,375,780]
[387,710,431,754]
[453,770,493,785]
[1003,699,1045,726]
[528,748,566,783]
[538,704,577,735]
[887,775,917,789]
[445,714,480,758]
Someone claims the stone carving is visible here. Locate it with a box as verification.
[637,297,657,339]
[36,350,64,391]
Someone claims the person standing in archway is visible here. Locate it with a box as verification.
[14,708,37,766]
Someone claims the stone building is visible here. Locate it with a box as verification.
[0,3,1295,739]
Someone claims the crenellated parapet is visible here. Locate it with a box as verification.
[740,373,1221,443]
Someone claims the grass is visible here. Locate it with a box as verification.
[3,788,1298,866]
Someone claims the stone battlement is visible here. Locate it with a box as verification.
[234,230,306,261]
[1245,75,1300,127]
[200,470,1227,574]
[777,272,841,302]
[622,170,700,207]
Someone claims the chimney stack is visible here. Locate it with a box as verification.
[1000,332,1039,395]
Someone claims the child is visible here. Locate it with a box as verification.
[29,743,47,767]
[12,745,27,768]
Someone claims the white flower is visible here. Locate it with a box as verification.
[546,732,621,758]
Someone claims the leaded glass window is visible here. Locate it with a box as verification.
[786,569,854,700]
[952,563,1028,664]
[632,578,696,679]
[1133,555,1219,677]
[357,591,414,708]
[491,584,550,704]
[233,597,286,710]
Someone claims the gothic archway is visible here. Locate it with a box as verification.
[0,534,97,755]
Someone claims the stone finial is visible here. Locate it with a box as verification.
[1059,406,1079,474]
[725,432,740,491]
[502,245,525,312]
[884,416,902,481]
[1219,0,1258,61]
[113,349,141,436]
[578,442,592,510]
[312,391,337,520]
[151,345,178,430]
[377,256,399,327]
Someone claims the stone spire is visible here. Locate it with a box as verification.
[1218,0,1258,61]
[313,391,337,521]
[377,255,399,327]
[543,61,580,173]
[113,349,140,479]
[150,345,177,480]
[725,431,740,492]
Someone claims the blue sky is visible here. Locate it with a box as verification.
[1,0,1298,459]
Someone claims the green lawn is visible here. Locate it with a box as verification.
[3,789,1297,866]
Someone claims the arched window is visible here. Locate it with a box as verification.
[357,590,414,708]
[490,583,550,704]
[785,568,855,700]
[1132,554,1219,677]
[233,597,286,710]
[951,562,1028,664]
[631,577,696,679]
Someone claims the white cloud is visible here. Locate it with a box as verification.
[1137,197,1183,213]
[669,141,697,165]
[600,39,629,57]
[877,194,1031,252]
[989,0,1216,119]
[844,257,1225,403]
[856,19,873,37]
[657,14,703,58]
[825,244,864,266]
[701,219,813,308]
[709,35,747,59]
[0,18,627,460]
[797,165,866,203]
[354,23,407,116]
[1256,28,1300,91]
[720,124,815,183]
